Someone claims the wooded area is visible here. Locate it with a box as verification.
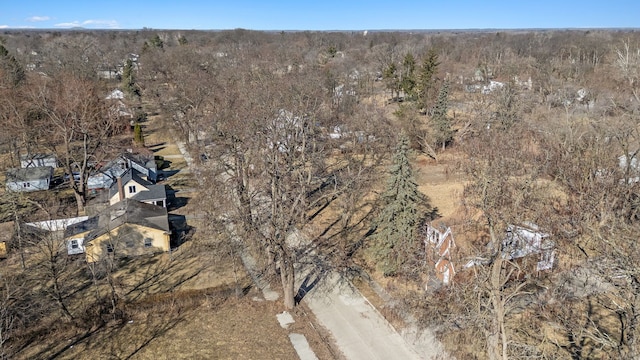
[1,28,640,359]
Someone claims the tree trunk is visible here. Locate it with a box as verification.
[53,277,73,321]
[280,250,296,310]
[74,188,86,215]
[487,256,507,360]
[486,222,508,360]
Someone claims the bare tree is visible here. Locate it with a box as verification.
[28,72,120,214]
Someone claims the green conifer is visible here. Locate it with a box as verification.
[371,134,432,276]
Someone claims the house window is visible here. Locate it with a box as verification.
[71,240,79,249]
[155,200,164,207]
[23,182,30,188]
[106,244,114,253]
[144,239,153,248]
[128,185,136,194]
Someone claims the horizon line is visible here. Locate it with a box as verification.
[2,27,640,33]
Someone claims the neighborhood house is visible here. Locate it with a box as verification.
[20,153,57,168]
[88,152,158,190]
[64,199,171,263]
[6,166,53,192]
[109,168,166,207]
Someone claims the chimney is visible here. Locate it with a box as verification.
[117,176,125,201]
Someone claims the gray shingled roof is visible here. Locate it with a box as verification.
[65,199,169,243]
[108,168,153,198]
[131,184,166,202]
[6,166,53,182]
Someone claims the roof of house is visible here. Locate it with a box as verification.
[20,153,56,161]
[108,168,153,198]
[100,152,156,176]
[65,199,169,242]
[131,184,166,202]
[6,166,53,182]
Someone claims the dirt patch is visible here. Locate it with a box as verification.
[414,154,466,220]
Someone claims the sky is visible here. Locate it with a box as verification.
[1,0,639,31]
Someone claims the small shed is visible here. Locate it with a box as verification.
[502,223,555,272]
[422,223,456,286]
[20,153,57,168]
[6,166,53,192]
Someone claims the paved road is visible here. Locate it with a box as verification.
[304,271,422,360]
[172,139,443,360]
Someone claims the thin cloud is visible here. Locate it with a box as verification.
[27,16,50,22]
[55,19,119,29]
[0,25,8,29]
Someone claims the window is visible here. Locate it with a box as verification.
[23,182,30,188]
[144,238,153,248]
[71,240,79,249]
[106,244,114,253]
[155,200,164,207]
[128,185,136,194]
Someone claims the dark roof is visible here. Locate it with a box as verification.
[131,184,166,202]
[82,199,170,242]
[64,216,100,238]
[101,152,152,172]
[108,168,153,198]
[6,166,53,182]
[122,151,154,166]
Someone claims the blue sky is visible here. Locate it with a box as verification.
[1,1,638,30]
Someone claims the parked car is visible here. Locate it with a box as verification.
[63,172,81,181]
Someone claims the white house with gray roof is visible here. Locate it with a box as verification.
[109,168,166,207]
[6,166,53,192]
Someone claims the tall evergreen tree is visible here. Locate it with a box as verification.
[432,80,453,150]
[371,134,432,276]
[383,63,400,100]
[0,43,25,87]
[133,122,144,146]
[401,53,417,99]
[121,59,139,97]
[417,49,440,110]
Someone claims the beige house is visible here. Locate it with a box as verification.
[65,199,171,263]
[109,168,166,207]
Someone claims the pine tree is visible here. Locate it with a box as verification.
[0,43,25,86]
[371,134,432,276]
[383,63,400,101]
[121,59,139,97]
[133,122,144,146]
[401,53,416,99]
[432,80,453,150]
[417,49,440,110]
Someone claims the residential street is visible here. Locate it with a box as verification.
[171,140,444,360]
[304,270,422,360]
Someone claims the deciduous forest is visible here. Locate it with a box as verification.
[1,28,640,359]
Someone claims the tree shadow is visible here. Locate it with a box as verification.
[295,269,325,305]
[148,142,167,153]
[161,169,181,178]
[165,186,190,211]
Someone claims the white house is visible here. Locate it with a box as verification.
[502,223,555,271]
[6,166,53,192]
[88,152,158,190]
[25,216,89,255]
